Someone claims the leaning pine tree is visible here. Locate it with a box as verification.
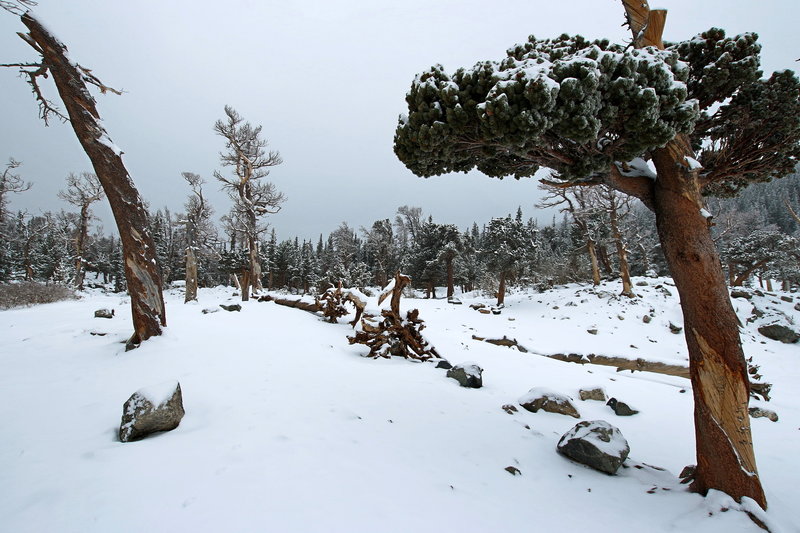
[394,1,800,510]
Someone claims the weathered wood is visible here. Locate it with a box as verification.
[272,296,321,314]
[19,13,166,349]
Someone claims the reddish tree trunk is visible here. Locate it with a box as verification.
[621,1,766,507]
[651,144,766,508]
[497,271,506,306]
[609,198,634,297]
[21,13,165,348]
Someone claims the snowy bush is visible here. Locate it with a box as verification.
[0,282,76,309]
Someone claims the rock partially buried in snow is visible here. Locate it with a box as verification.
[757,324,799,344]
[606,397,639,416]
[220,304,242,312]
[579,387,607,402]
[519,388,580,418]
[119,381,185,442]
[94,308,114,319]
[749,407,779,422]
[557,420,630,475]
[447,364,483,388]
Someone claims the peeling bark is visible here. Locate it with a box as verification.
[184,247,198,303]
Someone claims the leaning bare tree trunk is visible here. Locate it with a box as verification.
[587,239,601,286]
[184,247,198,303]
[21,13,166,348]
[609,198,634,297]
[497,271,506,306]
[622,0,767,509]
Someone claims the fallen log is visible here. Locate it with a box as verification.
[471,334,689,378]
[272,297,321,314]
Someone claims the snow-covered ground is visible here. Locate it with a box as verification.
[0,277,797,533]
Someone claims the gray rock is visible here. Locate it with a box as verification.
[220,304,242,312]
[557,420,630,475]
[749,407,779,422]
[606,397,639,416]
[447,364,483,388]
[758,324,799,344]
[434,359,453,370]
[587,328,598,335]
[642,314,652,324]
[795,303,800,312]
[469,303,485,310]
[94,308,114,319]
[635,281,649,287]
[119,381,185,442]
[669,322,683,334]
[201,307,219,314]
[730,290,752,300]
[519,388,580,418]
[579,387,607,402]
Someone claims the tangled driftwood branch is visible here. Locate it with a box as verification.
[348,272,439,360]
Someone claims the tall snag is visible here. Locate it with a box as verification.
[10,13,166,348]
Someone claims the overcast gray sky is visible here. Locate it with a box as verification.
[1,1,797,241]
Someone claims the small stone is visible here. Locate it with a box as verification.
[502,404,518,414]
[491,307,502,315]
[519,388,580,418]
[679,465,696,484]
[448,298,462,305]
[795,303,800,311]
[579,387,607,402]
[669,322,682,334]
[642,315,652,324]
[780,295,793,303]
[557,420,630,475]
[552,305,560,310]
[505,466,522,476]
[201,307,219,314]
[730,290,752,300]
[478,308,491,315]
[587,328,598,335]
[220,304,242,312]
[758,324,799,344]
[607,397,639,416]
[447,363,483,388]
[617,315,625,321]
[434,359,453,370]
[470,303,485,310]
[94,308,114,319]
[749,407,779,422]
[636,281,649,287]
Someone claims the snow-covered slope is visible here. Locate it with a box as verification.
[0,278,797,533]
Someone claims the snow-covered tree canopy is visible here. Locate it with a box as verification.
[394,30,800,197]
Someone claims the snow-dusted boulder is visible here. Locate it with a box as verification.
[757,324,799,344]
[579,387,607,402]
[447,363,483,388]
[220,304,242,312]
[557,420,630,475]
[519,388,580,418]
[119,381,185,442]
[94,308,114,319]
[606,397,639,416]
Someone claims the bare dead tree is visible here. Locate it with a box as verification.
[58,171,104,290]
[0,157,32,226]
[213,105,284,301]
[2,12,166,349]
[179,172,214,303]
